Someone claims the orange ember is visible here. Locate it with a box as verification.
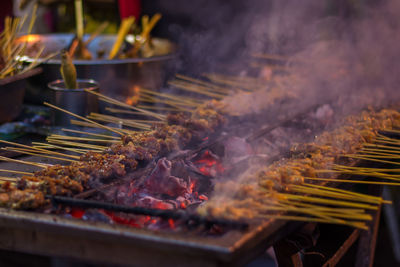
[125,86,141,105]
[195,150,225,176]
[168,218,175,229]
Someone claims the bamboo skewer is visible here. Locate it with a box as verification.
[0,176,18,182]
[287,184,383,205]
[304,177,400,186]
[47,134,120,144]
[302,183,389,204]
[374,139,400,146]
[260,199,369,228]
[0,180,16,185]
[32,142,88,154]
[70,119,136,135]
[262,205,371,222]
[275,192,378,210]
[85,90,166,120]
[108,16,135,59]
[0,156,49,168]
[44,102,125,136]
[105,108,146,116]
[359,150,400,157]
[87,113,152,130]
[382,129,400,135]
[74,0,84,43]
[0,140,80,160]
[362,143,400,152]
[334,164,400,173]
[46,139,107,151]
[61,128,121,140]
[0,169,33,176]
[316,169,400,181]
[136,104,184,112]
[128,13,161,57]
[278,199,370,215]
[275,203,372,221]
[88,112,153,127]
[340,154,400,166]
[1,147,77,163]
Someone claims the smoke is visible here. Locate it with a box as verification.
[173,0,400,205]
[244,0,400,113]
[153,0,400,111]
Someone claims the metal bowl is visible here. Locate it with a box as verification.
[17,34,177,104]
[48,79,99,126]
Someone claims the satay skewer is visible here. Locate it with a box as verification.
[302,183,388,203]
[316,169,400,181]
[359,150,400,157]
[361,148,400,155]
[70,120,136,135]
[32,142,89,154]
[1,147,77,163]
[362,143,400,151]
[0,177,17,182]
[87,114,152,131]
[47,134,120,144]
[0,156,49,168]
[333,164,400,173]
[46,139,107,151]
[44,102,125,136]
[139,89,201,107]
[84,90,166,120]
[287,184,385,204]
[61,128,121,140]
[0,140,80,160]
[273,192,378,210]
[303,177,400,186]
[340,154,400,166]
[264,203,372,221]
[0,169,33,176]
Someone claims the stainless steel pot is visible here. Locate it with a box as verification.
[17,34,177,104]
[48,79,99,126]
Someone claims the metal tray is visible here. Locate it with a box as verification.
[16,34,177,104]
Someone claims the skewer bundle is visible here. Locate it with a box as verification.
[0,70,398,231]
[0,68,301,210]
[199,108,400,229]
[0,4,59,80]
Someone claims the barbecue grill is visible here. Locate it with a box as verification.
[0,205,288,266]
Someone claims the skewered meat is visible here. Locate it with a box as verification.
[0,101,227,209]
[199,108,400,220]
[0,182,45,210]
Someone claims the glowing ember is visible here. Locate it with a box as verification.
[168,218,175,229]
[70,208,85,219]
[125,86,141,105]
[195,150,225,177]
